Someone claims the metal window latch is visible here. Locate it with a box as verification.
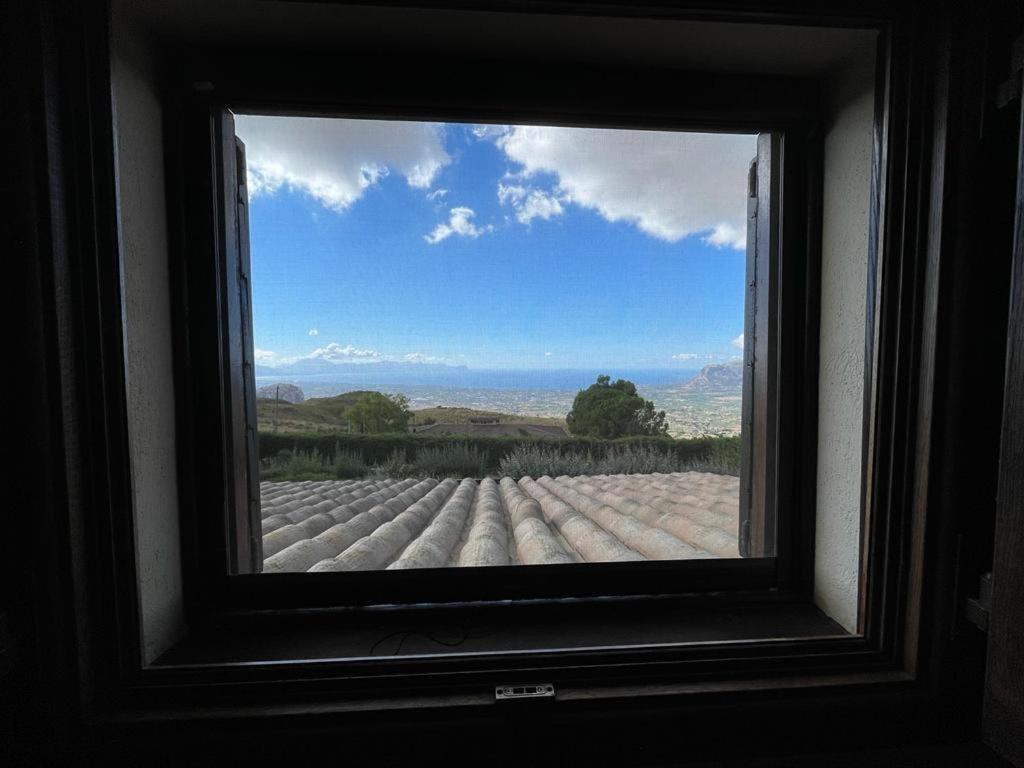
[495,683,555,701]
[966,572,993,632]
[995,33,1024,110]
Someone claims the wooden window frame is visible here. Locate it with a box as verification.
[38,0,982,743]
[172,71,818,613]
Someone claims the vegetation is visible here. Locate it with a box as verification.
[260,442,490,481]
[257,432,740,480]
[409,405,565,428]
[255,383,740,481]
[258,392,567,434]
[365,444,489,479]
[566,375,668,438]
[256,390,377,433]
[259,444,368,482]
[499,443,694,478]
[332,448,369,479]
[405,444,488,478]
[347,392,412,434]
[371,450,415,479]
[683,436,742,476]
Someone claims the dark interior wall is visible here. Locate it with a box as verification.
[914,0,1019,702]
[109,1,187,666]
[4,1,1024,765]
[4,0,97,761]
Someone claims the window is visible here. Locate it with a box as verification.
[183,74,846,616]
[234,116,759,577]
[38,0,998,745]
[126,0,909,675]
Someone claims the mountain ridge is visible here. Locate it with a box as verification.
[680,360,744,393]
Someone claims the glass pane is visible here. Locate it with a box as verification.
[238,115,755,573]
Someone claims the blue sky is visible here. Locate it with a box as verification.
[236,117,755,370]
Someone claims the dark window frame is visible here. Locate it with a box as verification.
[43,0,969,732]
[170,67,819,615]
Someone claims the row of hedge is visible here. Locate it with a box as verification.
[257,431,741,475]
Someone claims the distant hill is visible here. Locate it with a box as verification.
[409,406,565,428]
[680,361,744,393]
[413,423,568,438]
[255,382,304,403]
[256,391,374,433]
[409,405,567,438]
[256,392,567,435]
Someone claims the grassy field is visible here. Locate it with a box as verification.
[413,422,568,437]
[409,405,566,427]
[257,394,568,435]
[256,391,370,433]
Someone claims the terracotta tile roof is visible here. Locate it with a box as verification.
[259,472,739,573]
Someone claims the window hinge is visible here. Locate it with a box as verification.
[994,32,1024,110]
[965,571,993,632]
[995,72,1021,110]
[496,683,555,701]
[738,519,751,558]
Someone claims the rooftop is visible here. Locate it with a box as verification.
[260,472,739,572]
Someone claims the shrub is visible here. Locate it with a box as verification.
[498,444,593,478]
[260,448,335,481]
[681,436,742,475]
[258,432,741,478]
[498,443,686,478]
[347,392,412,433]
[411,443,489,478]
[592,444,684,475]
[331,446,368,479]
[370,449,417,479]
[566,375,668,438]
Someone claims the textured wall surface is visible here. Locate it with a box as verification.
[815,41,876,633]
[111,12,186,664]
[260,472,739,572]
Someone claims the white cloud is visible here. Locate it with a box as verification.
[403,352,448,364]
[731,333,744,350]
[258,342,458,367]
[497,183,566,224]
[307,328,319,337]
[544,351,553,357]
[704,222,747,250]
[424,206,494,244]
[426,188,448,201]
[305,342,382,363]
[497,184,525,205]
[235,115,449,212]
[672,353,699,361]
[472,124,511,139]
[492,126,755,248]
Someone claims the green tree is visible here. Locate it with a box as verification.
[347,392,412,434]
[566,375,668,438]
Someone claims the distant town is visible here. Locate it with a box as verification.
[256,360,743,439]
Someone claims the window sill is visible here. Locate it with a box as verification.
[154,593,847,670]
[105,594,910,732]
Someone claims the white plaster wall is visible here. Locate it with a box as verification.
[814,42,876,633]
[110,11,185,664]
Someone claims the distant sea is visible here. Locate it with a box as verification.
[254,367,741,438]
[255,367,698,393]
